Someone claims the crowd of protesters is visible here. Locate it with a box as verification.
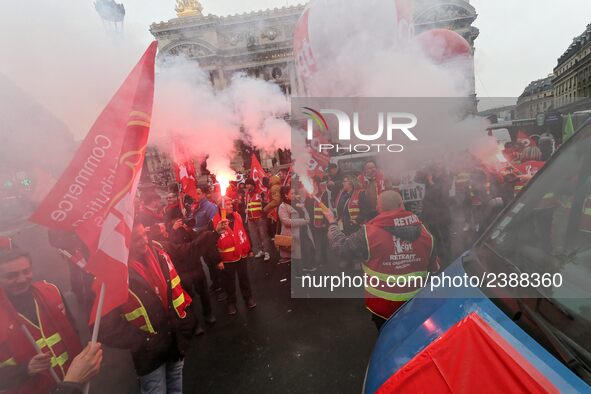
[0,133,553,394]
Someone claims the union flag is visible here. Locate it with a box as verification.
[31,42,158,323]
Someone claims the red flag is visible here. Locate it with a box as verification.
[31,42,158,322]
[172,139,198,200]
[250,154,267,193]
[516,131,537,147]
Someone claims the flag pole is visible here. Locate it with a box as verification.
[21,325,61,384]
[83,282,106,394]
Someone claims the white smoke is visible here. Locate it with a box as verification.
[150,56,291,178]
[292,0,493,179]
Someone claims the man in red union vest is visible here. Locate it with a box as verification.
[99,222,195,394]
[0,243,82,394]
[325,191,439,331]
[212,197,256,316]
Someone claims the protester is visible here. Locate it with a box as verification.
[99,222,196,394]
[191,187,218,234]
[137,191,164,228]
[154,211,218,326]
[245,178,272,261]
[334,175,363,235]
[263,175,282,219]
[325,191,439,330]
[278,186,315,271]
[0,243,82,394]
[226,181,239,201]
[420,166,453,264]
[326,163,344,199]
[310,177,332,267]
[164,192,183,220]
[212,197,256,315]
[358,161,385,220]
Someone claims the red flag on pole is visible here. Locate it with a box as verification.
[31,42,158,323]
[250,154,268,193]
[172,138,198,200]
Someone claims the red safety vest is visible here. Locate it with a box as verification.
[313,190,330,228]
[0,282,82,394]
[246,191,263,220]
[213,212,251,263]
[513,161,545,196]
[335,189,361,222]
[363,210,437,320]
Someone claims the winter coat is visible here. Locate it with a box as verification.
[99,246,196,376]
[278,202,315,259]
[263,176,282,214]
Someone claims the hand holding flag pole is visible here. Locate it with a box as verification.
[83,283,105,394]
[21,325,61,384]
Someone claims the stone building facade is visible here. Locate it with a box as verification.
[515,75,554,120]
[553,23,591,112]
[150,0,479,97]
[148,0,479,173]
[150,2,303,95]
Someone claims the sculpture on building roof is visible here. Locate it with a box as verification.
[175,0,203,17]
[95,0,125,23]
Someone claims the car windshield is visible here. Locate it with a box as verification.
[472,121,591,357]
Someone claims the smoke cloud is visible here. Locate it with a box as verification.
[292,0,493,179]
[150,56,291,178]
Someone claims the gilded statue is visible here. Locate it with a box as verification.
[175,0,203,17]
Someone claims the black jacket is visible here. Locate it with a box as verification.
[99,246,196,376]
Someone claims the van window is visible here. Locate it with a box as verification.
[472,122,591,356]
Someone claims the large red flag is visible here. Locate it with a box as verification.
[250,154,268,193]
[31,42,158,322]
[172,138,198,200]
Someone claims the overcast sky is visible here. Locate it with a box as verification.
[130,0,591,98]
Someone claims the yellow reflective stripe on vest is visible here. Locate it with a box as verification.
[172,292,186,309]
[0,357,16,367]
[218,246,236,253]
[50,352,69,368]
[365,285,422,301]
[124,307,146,321]
[35,332,61,349]
[171,275,181,288]
[126,291,156,334]
[583,207,591,215]
[362,264,428,283]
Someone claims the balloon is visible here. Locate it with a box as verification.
[414,28,472,64]
[294,0,414,95]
